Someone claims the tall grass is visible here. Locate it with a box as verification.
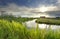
[0,19,60,39]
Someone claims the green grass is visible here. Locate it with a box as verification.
[0,15,60,39]
[0,19,60,39]
[36,18,60,25]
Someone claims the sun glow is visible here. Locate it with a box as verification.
[39,6,48,12]
[38,6,57,12]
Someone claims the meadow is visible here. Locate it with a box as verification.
[0,15,60,39]
[36,18,60,25]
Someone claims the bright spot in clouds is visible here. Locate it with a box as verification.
[39,6,48,12]
[38,6,57,12]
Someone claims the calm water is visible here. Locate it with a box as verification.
[23,19,60,30]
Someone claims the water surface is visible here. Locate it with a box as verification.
[24,19,60,30]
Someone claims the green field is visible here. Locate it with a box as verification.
[36,18,60,25]
[0,15,60,39]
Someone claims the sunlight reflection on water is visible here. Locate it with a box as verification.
[24,19,60,30]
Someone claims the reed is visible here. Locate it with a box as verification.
[0,19,60,39]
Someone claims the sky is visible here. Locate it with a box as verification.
[0,0,60,17]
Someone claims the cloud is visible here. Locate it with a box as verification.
[0,1,60,17]
[0,3,38,17]
[57,0,60,3]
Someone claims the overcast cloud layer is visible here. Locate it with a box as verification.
[0,0,60,17]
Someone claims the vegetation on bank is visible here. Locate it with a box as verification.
[0,15,60,39]
[0,15,34,23]
[0,19,60,39]
[36,18,60,25]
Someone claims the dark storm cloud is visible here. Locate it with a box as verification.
[0,0,58,7]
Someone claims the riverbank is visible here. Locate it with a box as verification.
[0,19,60,39]
[1,15,60,39]
[36,18,60,25]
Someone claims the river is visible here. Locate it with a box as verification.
[23,19,60,30]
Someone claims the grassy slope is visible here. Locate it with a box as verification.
[0,19,60,39]
[0,16,60,39]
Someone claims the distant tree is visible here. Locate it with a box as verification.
[56,17,60,19]
[1,11,5,16]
